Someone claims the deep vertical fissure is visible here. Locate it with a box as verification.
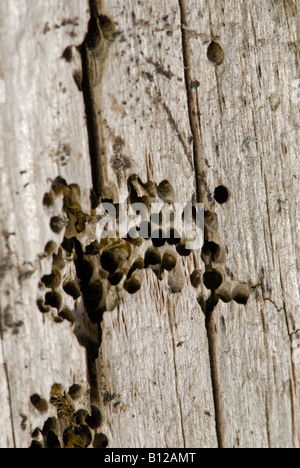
[80,0,105,202]
[79,0,104,408]
[178,0,207,205]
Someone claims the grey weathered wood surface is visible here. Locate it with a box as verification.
[0,0,299,448]
[0,0,92,448]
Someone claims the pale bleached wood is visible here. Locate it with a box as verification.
[0,0,299,450]
[93,0,218,448]
[0,0,92,448]
[93,0,300,448]
[182,0,300,448]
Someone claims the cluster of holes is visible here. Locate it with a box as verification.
[38,177,193,324]
[39,176,249,331]
[38,178,92,324]
[196,206,250,322]
[29,384,107,449]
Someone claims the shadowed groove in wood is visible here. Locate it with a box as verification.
[178,0,207,206]
[81,47,104,201]
[2,356,16,448]
[80,0,107,202]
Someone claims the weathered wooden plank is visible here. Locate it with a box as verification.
[0,0,92,448]
[182,0,300,447]
[0,0,299,449]
[89,0,218,448]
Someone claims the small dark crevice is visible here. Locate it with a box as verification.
[80,45,103,200]
[1,342,17,447]
[206,320,224,448]
[87,357,101,407]
[178,0,207,204]
[80,0,110,203]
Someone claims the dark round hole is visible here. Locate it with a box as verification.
[203,270,223,291]
[93,433,108,449]
[190,270,202,289]
[61,237,74,254]
[127,258,144,279]
[207,41,225,65]
[46,431,61,449]
[30,394,48,413]
[214,185,229,204]
[43,191,55,207]
[176,241,192,257]
[85,241,99,255]
[162,252,177,272]
[101,243,130,274]
[124,276,142,295]
[45,291,62,310]
[42,417,59,437]
[108,271,124,285]
[68,384,82,400]
[50,216,67,234]
[63,281,81,300]
[101,249,121,274]
[85,405,102,430]
[144,248,161,268]
[37,299,50,314]
[165,228,181,245]
[152,229,166,247]
[232,284,250,305]
[59,308,75,324]
[29,441,43,449]
[202,241,222,263]
[156,180,175,204]
[41,268,61,289]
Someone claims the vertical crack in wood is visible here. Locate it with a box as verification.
[178,0,223,448]
[81,0,105,201]
[87,356,101,407]
[206,320,224,448]
[167,302,186,448]
[0,314,16,447]
[178,0,207,206]
[79,0,104,412]
[2,362,16,447]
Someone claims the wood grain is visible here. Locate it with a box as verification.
[0,0,299,448]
